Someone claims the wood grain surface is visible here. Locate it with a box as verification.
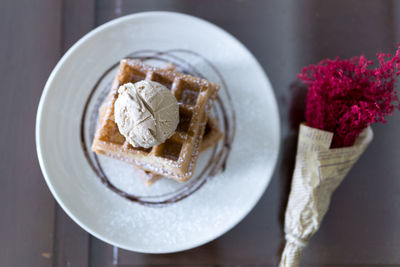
[1,0,400,266]
[52,1,94,267]
[1,0,61,266]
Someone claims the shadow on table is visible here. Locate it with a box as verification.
[277,80,307,256]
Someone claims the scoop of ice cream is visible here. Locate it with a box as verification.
[114,81,179,148]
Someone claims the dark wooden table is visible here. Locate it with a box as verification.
[2,1,400,266]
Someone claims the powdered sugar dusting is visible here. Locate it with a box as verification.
[77,48,277,250]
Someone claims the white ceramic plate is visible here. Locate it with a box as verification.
[36,11,280,253]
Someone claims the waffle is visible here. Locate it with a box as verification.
[97,103,224,186]
[92,59,220,182]
[199,116,224,152]
[136,116,224,186]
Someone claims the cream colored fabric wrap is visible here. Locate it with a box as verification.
[279,124,373,267]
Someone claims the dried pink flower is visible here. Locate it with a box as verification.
[298,46,400,147]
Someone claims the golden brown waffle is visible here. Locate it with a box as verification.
[92,59,220,182]
[97,103,224,186]
[199,116,224,152]
[136,117,224,186]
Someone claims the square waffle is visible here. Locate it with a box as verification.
[135,116,224,186]
[92,59,220,182]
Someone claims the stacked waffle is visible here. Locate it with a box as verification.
[92,59,223,185]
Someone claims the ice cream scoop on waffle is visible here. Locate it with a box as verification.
[97,102,224,186]
[92,59,221,182]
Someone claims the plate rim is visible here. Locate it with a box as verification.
[35,11,281,253]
